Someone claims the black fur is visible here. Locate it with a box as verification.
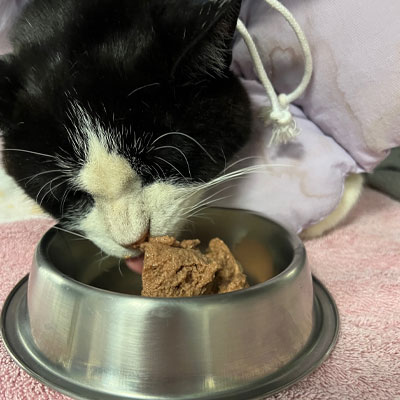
[0,0,251,221]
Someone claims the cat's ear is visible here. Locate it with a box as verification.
[0,55,18,129]
[154,0,242,80]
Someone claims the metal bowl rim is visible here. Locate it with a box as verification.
[35,207,306,303]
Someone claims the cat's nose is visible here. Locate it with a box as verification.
[122,230,150,249]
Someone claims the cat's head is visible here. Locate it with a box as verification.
[0,0,251,258]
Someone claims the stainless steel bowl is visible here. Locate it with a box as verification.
[1,208,339,400]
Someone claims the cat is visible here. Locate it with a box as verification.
[0,0,255,266]
[0,0,362,269]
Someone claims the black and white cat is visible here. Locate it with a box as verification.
[0,0,364,270]
[0,0,255,267]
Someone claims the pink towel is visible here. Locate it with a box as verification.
[0,188,399,400]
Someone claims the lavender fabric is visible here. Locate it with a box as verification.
[0,0,28,51]
[226,0,400,232]
[1,0,400,232]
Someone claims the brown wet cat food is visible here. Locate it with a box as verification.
[139,236,248,298]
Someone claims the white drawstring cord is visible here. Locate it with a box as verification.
[236,0,313,146]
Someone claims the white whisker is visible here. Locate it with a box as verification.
[60,186,74,217]
[181,185,234,216]
[20,169,68,186]
[2,148,57,159]
[52,226,89,240]
[223,156,263,172]
[188,163,292,196]
[98,254,111,269]
[152,145,192,177]
[154,156,188,181]
[94,249,103,259]
[36,176,66,205]
[39,178,68,206]
[185,195,233,218]
[118,258,124,277]
[149,163,164,179]
[187,212,215,224]
[220,146,227,171]
[128,82,160,97]
[151,131,216,163]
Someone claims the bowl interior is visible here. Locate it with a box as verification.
[45,208,295,295]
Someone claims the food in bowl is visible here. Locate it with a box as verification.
[139,236,249,297]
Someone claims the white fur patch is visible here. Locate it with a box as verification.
[78,135,139,200]
[66,106,200,258]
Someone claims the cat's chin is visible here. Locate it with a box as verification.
[125,255,144,275]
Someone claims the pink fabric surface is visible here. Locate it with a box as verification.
[0,188,399,400]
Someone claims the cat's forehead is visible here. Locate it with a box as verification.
[68,106,140,199]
